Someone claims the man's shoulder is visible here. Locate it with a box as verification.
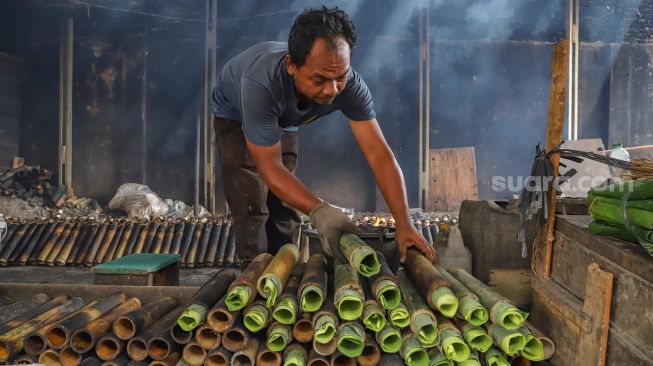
[238,42,287,84]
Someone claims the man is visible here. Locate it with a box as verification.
[211,6,435,265]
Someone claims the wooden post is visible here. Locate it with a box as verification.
[532,39,569,278]
[576,263,613,366]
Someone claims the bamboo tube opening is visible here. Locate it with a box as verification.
[24,334,47,355]
[223,328,247,352]
[293,319,313,343]
[96,338,120,360]
[182,343,206,365]
[258,348,282,366]
[0,342,10,361]
[70,330,93,352]
[205,352,229,366]
[148,338,170,360]
[331,353,355,366]
[357,344,381,366]
[127,338,148,361]
[39,349,60,366]
[47,327,69,348]
[113,317,135,339]
[171,324,193,344]
[60,345,81,366]
[197,327,221,349]
[232,353,253,366]
[208,309,232,331]
[308,360,329,366]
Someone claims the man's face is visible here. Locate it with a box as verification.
[286,37,351,106]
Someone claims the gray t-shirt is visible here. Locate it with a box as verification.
[211,41,376,146]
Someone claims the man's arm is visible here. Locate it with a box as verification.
[348,118,436,263]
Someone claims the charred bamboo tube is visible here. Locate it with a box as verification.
[356,334,381,366]
[435,266,488,326]
[427,348,453,366]
[60,344,87,366]
[179,222,198,267]
[312,293,338,346]
[205,348,232,366]
[84,223,108,266]
[16,222,47,265]
[124,223,144,256]
[9,223,38,263]
[102,352,130,366]
[487,324,526,356]
[396,270,439,347]
[330,351,355,366]
[94,222,118,265]
[70,297,142,353]
[338,234,380,277]
[195,222,212,265]
[46,222,74,266]
[79,356,103,366]
[225,253,273,311]
[0,295,69,334]
[132,222,151,254]
[298,254,327,312]
[257,244,299,307]
[400,330,429,366]
[515,327,544,361]
[312,336,337,358]
[105,222,126,262]
[38,223,66,264]
[95,332,124,361]
[14,353,39,364]
[334,263,364,321]
[222,323,249,353]
[66,224,90,266]
[0,223,29,265]
[186,222,204,267]
[0,293,50,325]
[182,341,205,366]
[273,262,304,324]
[55,223,81,266]
[308,349,329,366]
[283,343,307,366]
[23,298,89,356]
[142,222,161,254]
[292,312,313,343]
[215,221,230,265]
[207,294,239,333]
[375,323,401,353]
[113,297,178,341]
[485,348,510,366]
[422,221,434,246]
[151,222,168,255]
[361,279,385,333]
[224,228,236,264]
[195,324,220,350]
[127,304,185,362]
[150,351,181,366]
[232,337,260,366]
[177,266,239,332]
[256,344,282,366]
[436,316,469,362]
[114,222,134,259]
[449,268,527,329]
[388,301,409,329]
[39,348,60,365]
[336,321,365,357]
[160,222,175,255]
[170,323,193,346]
[243,299,270,333]
[74,224,99,266]
[149,318,188,361]
[204,221,222,266]
[454,319,492,353]
[367,251,401,310]
[377,353,404,366]
[404,250,458,318]
[46,293,128,350]
[267,322,292,352]
[28,222,57,265]
[459,351,481,366]
[169,222,185,256]
[524,321,554,360]
[0,223,19,253]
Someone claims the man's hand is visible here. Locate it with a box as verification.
[395,223,436,263]
[309,201,360,260]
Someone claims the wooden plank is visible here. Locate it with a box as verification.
[531,276,590,332]
[488,269,532,306]
[532,39,569,278]
[576,263,613,366]
[428,147,478,212]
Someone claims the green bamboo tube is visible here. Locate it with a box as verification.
[435,266,488,326]
[374,324,401,353]
[449,268,526,330]
[258,244,300,307]
[283,343,307,366]
[396,270,438,348]
[361,279,386,332]
[338,234,380,277]
[458,351,481,366]
[336,321,365,357]
[516,327,544,361]
[388,302,410,329]
[267,322,293,352]
[427,348,453,366]
[488,324,526,356]
[226,253,273,311]
[454,319,492,353]
[485,348,510,366]
[399,330,429,366]
[273,262,305,324]
[243,299,270,333]
[436,316,469,362]
[524,321,554,360]
[404,250,458,318]
[334,263,364,321]
[312,295,338,345]
[368,251,401,310]
[298,254,328,312]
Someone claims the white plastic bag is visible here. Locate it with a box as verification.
[108,183,168,219]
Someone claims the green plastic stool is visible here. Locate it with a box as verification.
[92,253,179,286]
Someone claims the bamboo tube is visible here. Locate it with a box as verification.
[151,222,168,255]
[0,223,30,265]
[338,234,380,277]
[149,322,185,361]
[84,222,108,266]
[378,353,405,366]
[336,321,364,357]
[132,222,151,254]
[313,336,337,357]
[114,222,134,259]
[23,298,89,356]
[283,343,307,366]
[173,358,189,366]
[186,222,204,267]
[330,351,355,366]
[222,323,249,353]
[74,224,99,266]
[150,350,181,366]
[16,222,48,265]
[298,254,327,312]
[374,323,401,353]
[169,222,186,256]
[204,221,222,267]
[367,251,401,310]
[356,333,380,366]
[267,322,292,352]
[38,223,65,264]
[170,323,193,346]
[142,222,162,254]
[66,224,90,266]
[524,321,554,360]
[436,316,469,362]
[292,312,313,344]
[105,222,126,262]
[388,301,409,329]
[396,270,439,348]
[102,352,130,366]
[454,319,492,353]
[487,324,526,356]
[334,263,364,321]
[308,349,329,366]
[516,327,544,361]
[256,344,282,366]
[435,266,488,326]
[70,297,142,353]
[404,250,458,318]
[0,295,68,334]
[207,294,239,333]
[205,348,232,366]
[215,221,230,266]
[94,222,118,265]
[399,330,429,366]
[14,353,39,364]
[232,338,260,366]
[195,222,212,265]
[179,221,198,267]
[182,341,205,366]
[257,244,299,307]
[195,324,220,350]
[60,344,87,366]
[80,356,103,366]
[28,222,58,265]
[54,223,80,266]
[449,268,527,330]
[427,348,453,366]
[46,222,73,265]
[113,297,178,341]
[160,221,175,255]
[361,279,385,333]
[272,262,305,324]
[224,229,236,264]
[127,305,185,361]
[312,293,338,346]
[39,348,60,365]
[485,348,510,366]
[0,223,19,259]
[177,266,238,332]
[0,293,50,325]
[9,223,38,263]
[225,253,273,311]
[243,299,270,333]
[95,332,124,361]
[123,223,143,257]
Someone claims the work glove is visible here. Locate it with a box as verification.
[309,201,361,261]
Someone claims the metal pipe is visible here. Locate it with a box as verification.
[113,297,178,341]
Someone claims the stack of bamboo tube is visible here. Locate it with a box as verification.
[0,217,236,267]
[0,236,554,365]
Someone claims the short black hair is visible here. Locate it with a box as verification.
[288,6,357,67]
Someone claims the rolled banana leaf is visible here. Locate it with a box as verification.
[436,316,469,362]
[336,321,365,358]
[399,330,429,366]
[397,270,439,348]
[267,322,293,352]
[312,293,338,345]
[375,323,401,353]
[368,251,401,310]
[484,348,510,366]
[488,324,526,356]
[257,244,300,307]
[334,263,364,321]
[436,266,488,326]
[243,299,270,333]
[516,326,544,361]
[361,279,386,333]
[405,250,458,318]
[273,262,305,324]
[427,348,453,366]
[455,319,492,353]
[525,321,555,360]
[458,351,481,366]
[339,234,380,277]
[388,302,410,329]
[283,343,307,366]
[298,254,327,312]
[226,253,273,311]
